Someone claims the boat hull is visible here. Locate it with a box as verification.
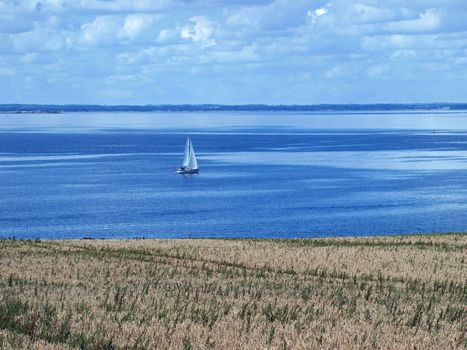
[176,168,199,174]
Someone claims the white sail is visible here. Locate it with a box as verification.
[182,137,191,168]
[181,137,198,170]
[187,139,198,170]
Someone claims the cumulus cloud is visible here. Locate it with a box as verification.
[307,6,328,25]
[180,16,215,47]
[78,16,121,46]
[117,13,162,42]
[119,14,153,39]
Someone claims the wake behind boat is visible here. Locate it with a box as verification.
[176,137,199,174]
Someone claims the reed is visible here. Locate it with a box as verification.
[0,234,465,349]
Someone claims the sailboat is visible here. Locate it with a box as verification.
[176,137,199,174]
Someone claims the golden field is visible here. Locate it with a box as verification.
[0,234,465,349]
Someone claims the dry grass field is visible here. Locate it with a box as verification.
[0,234,466,349]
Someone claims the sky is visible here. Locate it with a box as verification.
[0,0,467,105]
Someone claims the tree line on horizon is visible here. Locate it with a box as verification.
[0,103,466,113]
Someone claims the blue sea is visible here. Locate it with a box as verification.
[1,111,467,239]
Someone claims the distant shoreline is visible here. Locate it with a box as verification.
[1,232,465,241]
[1,102,467,113]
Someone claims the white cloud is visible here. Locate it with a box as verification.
[117,14,161,41]
[180,16,215,47]
[307,6,328,25]
[381,8,443,33]
[79,16,121,46]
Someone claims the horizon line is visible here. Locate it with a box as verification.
[1,102,467,113]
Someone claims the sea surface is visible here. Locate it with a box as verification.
[1,110,467,239]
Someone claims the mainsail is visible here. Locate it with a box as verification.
[182,137,198,170]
